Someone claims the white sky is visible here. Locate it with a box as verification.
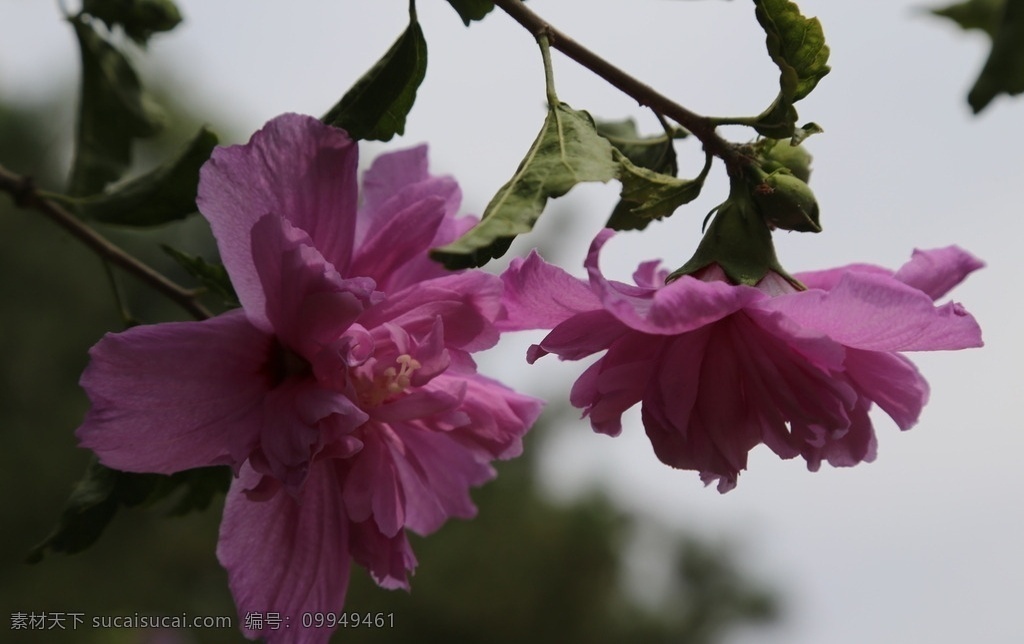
[3,1,1022,643]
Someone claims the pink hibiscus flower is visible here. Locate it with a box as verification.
[501,229,982,492]
[76,113,542,642]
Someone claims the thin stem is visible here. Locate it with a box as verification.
[492,0,743,171]
[100,260,140,327]
[537,35,558,105]
[0,164,212,320]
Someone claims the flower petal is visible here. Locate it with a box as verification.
[571,332,663,436]
[77,310,270,474]
[530,309,630,363]
[360,271,504,352]
[438,369,543,459]
[250,379,367,493]
[763,271,984,351]
[356,145,469,291]
[793,263,892,291]
[349,195,448,292]
[218,461,351,644]
[843,348,929,430]
[198,114,359,328]
[586,229,762,335]
[893,246,985,300]
[498,251,602,331]
[386,421,496,535]
[251,214,379,358]
[358,145,461,239]
[795,401,878,472]
[348,517,417,590]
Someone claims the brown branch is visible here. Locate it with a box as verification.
[491,0,743,170]
[0,164,212,321]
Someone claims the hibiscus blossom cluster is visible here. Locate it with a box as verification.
[76,114,542,642]
[73,112,984,643]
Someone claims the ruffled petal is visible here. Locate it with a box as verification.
[586,229,763,335]
[385,421,496,536]
[359,272,503,352]
[793,263,892,291]
[498,251,602,331]
[356,145,469,291]
[358,145,461,238]
[529,309,630,363]
[570,331,663,436]
[250,379,367,493]
[642,312,860,492]
[218,461,351,644]
[251,214,380,358]
[341,422,406,538]
[349,196,448,291]
[437,370,543,459]
[893,246,985,300]
[77,310,270,474]
[763,271,984,351]
[795,400,878,472]
[843,348,929,430]
[348,518,417,590]
[198,114,359,328]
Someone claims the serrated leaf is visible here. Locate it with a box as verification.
[321,4,427,141]
[755,0,830,102]
[966,0,1024,112]
[82,0,182,46]
[445,0,494,24]
[930,0,1004,37]
[431,102,618,268]
[751,0,830,137]
[27,460,229,562]
[612,151,710,225]
[76,126,217,226]
[68,16,163,196]
[162,245,238,305]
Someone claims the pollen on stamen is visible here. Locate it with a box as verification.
[360,354,422,407]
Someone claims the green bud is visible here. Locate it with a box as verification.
[750,169,821,233]
[756,138,812,183]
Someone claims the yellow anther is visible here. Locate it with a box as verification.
[356,354,422,407]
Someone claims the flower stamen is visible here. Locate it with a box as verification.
[358,353,422,407]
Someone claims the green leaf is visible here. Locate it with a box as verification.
[75,126,217,226]
[162,245,238,306]
[612,152,711,227]
[930,0,1004,37]
[595,118,683,173]
[445,0,494,24]
[68,16,164,196]
[321,3,427,141]
[596,118,685,230]
[751,0,830,137]
[431,102,619,269]
[966,0,1024,112]
[82,0,183,46]
[27,460,230,563]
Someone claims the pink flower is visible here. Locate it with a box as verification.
[76,114,542,643]
[501,229,982,492]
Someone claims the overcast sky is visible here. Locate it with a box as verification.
[3,1,1022,642]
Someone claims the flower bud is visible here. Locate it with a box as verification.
[750,169,821,233]
[757,138,812,183]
